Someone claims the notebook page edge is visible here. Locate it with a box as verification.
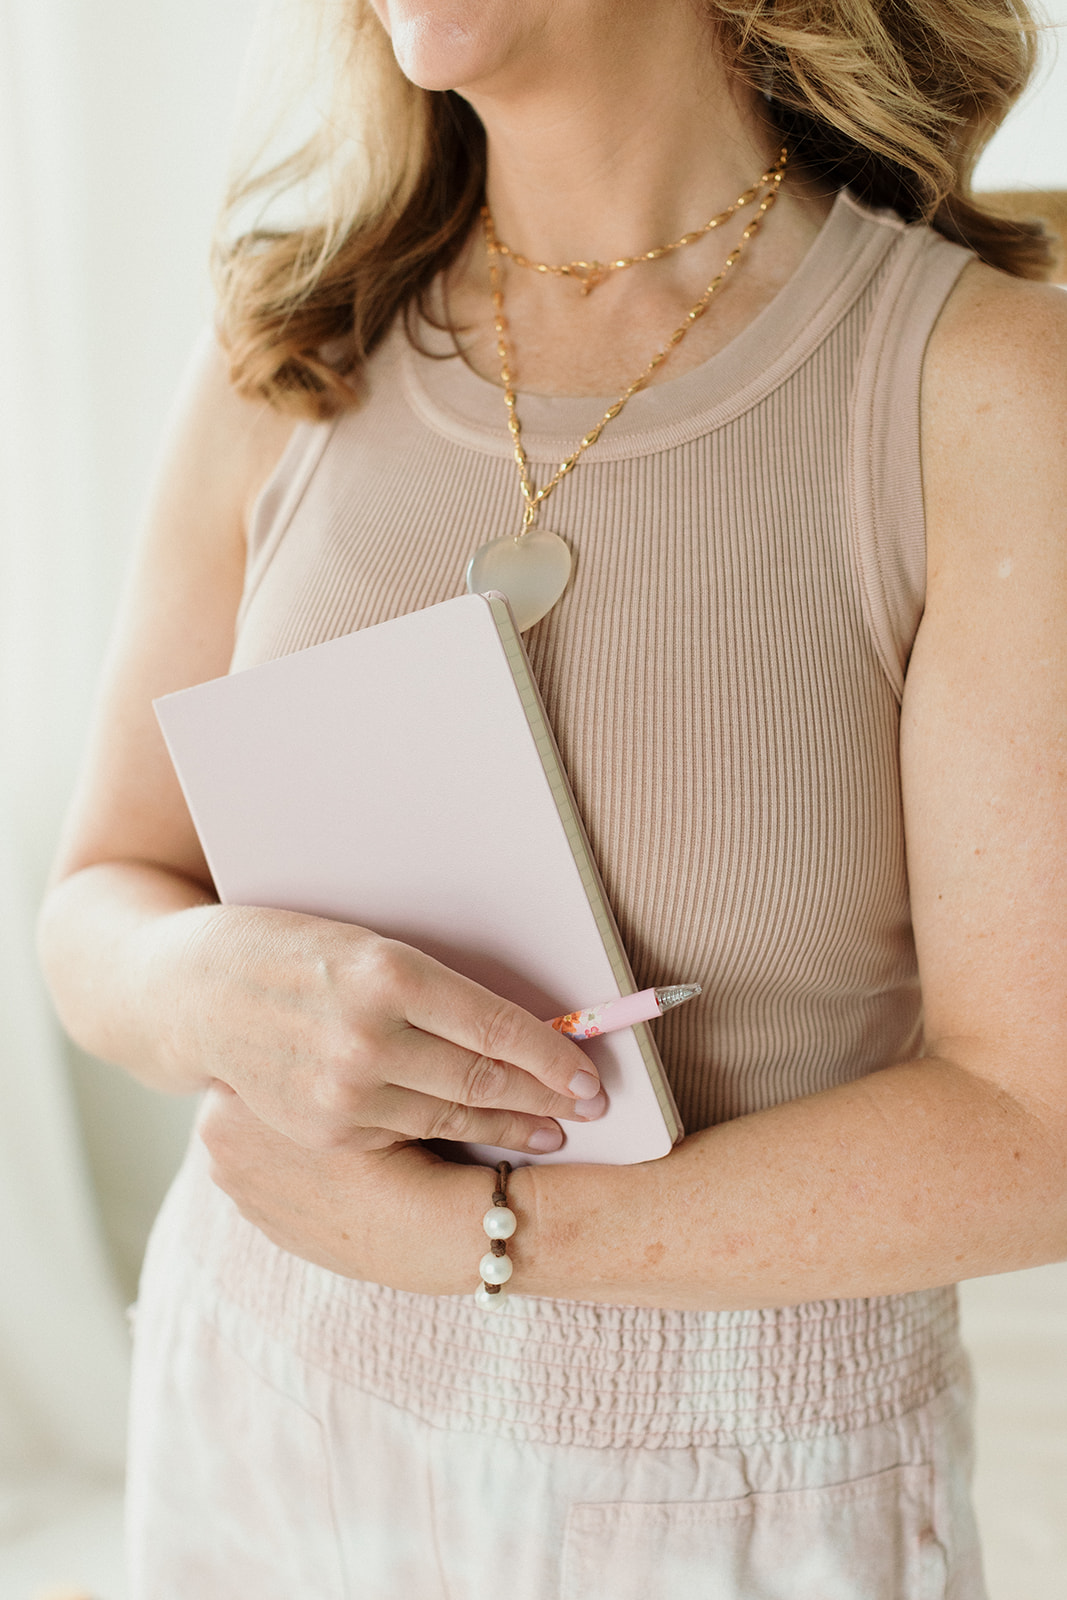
[482,593,683,1148]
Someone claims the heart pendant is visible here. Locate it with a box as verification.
[465,527,573,631]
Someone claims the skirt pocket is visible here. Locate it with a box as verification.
[560,1463,947,1600]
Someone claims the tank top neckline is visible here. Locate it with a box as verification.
[398,189,907,464]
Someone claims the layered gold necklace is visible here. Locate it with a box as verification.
[464,147,788,631]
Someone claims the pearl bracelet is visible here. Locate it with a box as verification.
[475,1161,516,1310]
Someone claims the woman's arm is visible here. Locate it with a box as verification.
[514,263,1067,1307]
[38,336,601,1158]
[203,264,1067,1306]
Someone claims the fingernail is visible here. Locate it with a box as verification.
[528,1125,564,1153]
[569,1069,601,1100]
[573,1089,608,1121]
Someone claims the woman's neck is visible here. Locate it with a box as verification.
[465,8,777,268]
[416,0,834,397]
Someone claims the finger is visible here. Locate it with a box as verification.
[298,1044,607,1151]
[198,1079,248,1143]
[376,942,603,1101]
[367,1083,570,1154]
[380,1026,609,1125]
[206,1077,240,1101]
[198,1083,261,1181]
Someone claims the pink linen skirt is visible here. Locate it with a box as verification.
[126,1142,987,1599]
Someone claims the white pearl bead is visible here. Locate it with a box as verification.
[475,1283,508,1311]
[479,1251,514,1285]
[482,1205,517,1240]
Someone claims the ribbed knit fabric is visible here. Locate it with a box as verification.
[235,190,968,1131]
[169,188,977,1449]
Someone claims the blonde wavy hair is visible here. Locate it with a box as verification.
[215,0,1055,421]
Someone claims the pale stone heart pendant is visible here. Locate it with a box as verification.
[465,526,573,631]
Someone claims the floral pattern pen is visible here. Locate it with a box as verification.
[548,984,701,1041]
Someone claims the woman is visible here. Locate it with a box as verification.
[38,0,1066,1595]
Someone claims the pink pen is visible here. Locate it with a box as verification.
[548,984,701,1041]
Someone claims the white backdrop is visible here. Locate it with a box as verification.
[0,0,263,1547]
[0,0,1064,1587]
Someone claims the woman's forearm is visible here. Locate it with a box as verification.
[508,1054,1067,1309]
[37,861,221,1093]
[41,870,1067,1309]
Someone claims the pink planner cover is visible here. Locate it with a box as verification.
[154,592,682,1165]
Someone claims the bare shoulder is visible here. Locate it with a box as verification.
[925,258,1067,388]
[47,337,301,883]
[902,263,1066,1093]
[921,262,1067,582]
[160,330,301,539]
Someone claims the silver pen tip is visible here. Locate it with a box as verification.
[653,984,702,1013]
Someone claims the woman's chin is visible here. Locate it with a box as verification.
[383,8,519,94]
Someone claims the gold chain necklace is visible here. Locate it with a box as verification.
[464,148,788,631]
[482,147,788,296]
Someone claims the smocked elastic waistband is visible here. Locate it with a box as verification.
[284,1276,960,1450]
[173,1149,965,1452]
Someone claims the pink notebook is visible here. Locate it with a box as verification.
[155,592,682,1165]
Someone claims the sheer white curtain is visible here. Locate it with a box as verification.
[0,0,261,1549]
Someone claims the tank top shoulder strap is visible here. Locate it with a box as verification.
[239,417,339,632]
[847,207,973,701]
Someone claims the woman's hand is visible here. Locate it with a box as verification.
[170,901,606,1156]
[199,1081,491,1294]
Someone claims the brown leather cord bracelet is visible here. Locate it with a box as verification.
[476,1161,516,1310]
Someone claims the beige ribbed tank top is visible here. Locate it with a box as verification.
[160,190,978,1454]
[234,190,969,1135]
